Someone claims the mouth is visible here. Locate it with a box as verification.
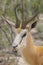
[13,40,22,56]
[13,38,23,50]
[12,29,27,53]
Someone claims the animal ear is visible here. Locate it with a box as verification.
[26,24,31,31]
[31,21,37,29]
[26,21,37,30]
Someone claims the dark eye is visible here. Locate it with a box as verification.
[22,33,26,38]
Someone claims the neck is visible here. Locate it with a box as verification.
[25,31,37,56]
[26,31,34,47]
[21,31,38,65]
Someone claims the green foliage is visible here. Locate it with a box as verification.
[6,0,11,5]
[0,0,43,18]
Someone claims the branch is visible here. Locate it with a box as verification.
[0,26,11,44]
[1,16,15,27]
[1,0,7,16]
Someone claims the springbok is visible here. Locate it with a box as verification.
[12,23,43,65]
[2,15,43,65]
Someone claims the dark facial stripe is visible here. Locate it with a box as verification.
[22,33,26,38]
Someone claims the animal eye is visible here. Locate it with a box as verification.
[22,33,26,38]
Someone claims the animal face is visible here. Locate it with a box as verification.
[12,29,27,49]
[12,22,36,51]
[12,24,31,50]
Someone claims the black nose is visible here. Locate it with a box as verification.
[13,47,18,56]
[13,46,17,53]
[13,45,18,49]
[13,46,21,56]
[13,46,16,49]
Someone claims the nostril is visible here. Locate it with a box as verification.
[12,47,18,56]
[13,45,18,53]
[13,46,16,49]
[13,45,18,49]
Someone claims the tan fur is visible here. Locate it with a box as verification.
[13,26,43,65]
[16,27,22,33]
[19,30,43,65]
[8,18,43,65]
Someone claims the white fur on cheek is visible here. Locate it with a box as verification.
[12,34,22,47]
[18,36,27,49]
[17,36,27,56]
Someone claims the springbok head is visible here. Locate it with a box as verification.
[12,23,32,50]
[1,15,38,55]
[12,14,38,50]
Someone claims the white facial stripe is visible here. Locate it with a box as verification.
[12,34,22,47]
[20,29,27,37]
[12,29,27,47]
[18,34,27,49]
[21,36,27,47]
